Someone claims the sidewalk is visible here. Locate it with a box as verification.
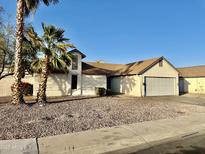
[38,113,205,154]
[1,113,205,154]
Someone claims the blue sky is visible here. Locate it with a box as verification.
[1,0,205,67]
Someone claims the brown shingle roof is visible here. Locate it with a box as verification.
[82,57,163,76]
[82,62,125,75]
[178,65,205,77]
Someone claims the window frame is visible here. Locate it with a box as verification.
[159,60,163,67]
[72,54,78,70]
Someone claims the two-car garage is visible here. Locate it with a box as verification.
[145,77,176,96]
[141,58,179,97]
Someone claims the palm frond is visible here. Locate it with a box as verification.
[57,37,69,42]
[28,23,74,73]
[23,0,59,17]
[22,39,37,59]
[41,47,52,56]
[50,58,68,72]
[50,49,58,59]
[24,0,40,16]
[22,25,40,60]
[31,58,44,73]
[42,0,59,6]
[27,26,42,47]
[58,43,75,49]
[60,52,72,66]
[53,43,75,54]
[41,23,71,45]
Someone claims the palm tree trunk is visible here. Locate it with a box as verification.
[38,55,49,104]
[12,0,25,104]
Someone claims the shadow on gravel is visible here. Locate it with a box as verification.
[46,96,100,104]
[0,95,103,106]
[27,94,122,104]
[26,96,103,104]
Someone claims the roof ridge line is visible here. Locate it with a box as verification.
[84,56,162,65]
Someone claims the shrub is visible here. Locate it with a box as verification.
[106,89,112,96]
[95,87,106,96]
[11,82,33,96]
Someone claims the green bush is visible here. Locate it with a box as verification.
[95,87,106,96]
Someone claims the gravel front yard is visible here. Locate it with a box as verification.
[1,96,205,140]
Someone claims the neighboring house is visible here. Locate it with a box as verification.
[178,66,205,94]
[0,74,34,97]
[0,49,204,97]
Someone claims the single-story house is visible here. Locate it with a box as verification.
[0,49,204,97]
[83,56,179,96]
[178,66,205,94]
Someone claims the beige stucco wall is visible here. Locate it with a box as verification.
[82,75,107,95]
[141,59,179,96]
[111,75,141,96]
[110,59,179,97]
[0,75,34,97]
[0,52,84,97]
[180,77,205,94]
[33,73,107,97]
[33,73,70,97]
[34,52,83,97]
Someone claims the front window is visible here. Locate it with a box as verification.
[72,55,78,70]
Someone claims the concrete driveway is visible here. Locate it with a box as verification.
[147,94,205,107]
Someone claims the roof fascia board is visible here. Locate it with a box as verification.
[138,57,179,75]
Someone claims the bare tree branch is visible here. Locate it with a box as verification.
[0,72,13,80]
[0,47,6,76]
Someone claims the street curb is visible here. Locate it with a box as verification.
[0,138,38,154]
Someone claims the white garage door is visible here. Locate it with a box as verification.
[145,77,176,96]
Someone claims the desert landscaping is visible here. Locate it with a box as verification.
[1,95,205,140]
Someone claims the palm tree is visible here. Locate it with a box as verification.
[31,23,74,104]
[12,0,59,104]
[21,26,41,75]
